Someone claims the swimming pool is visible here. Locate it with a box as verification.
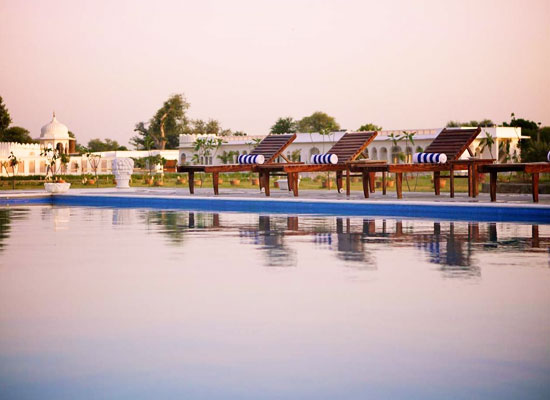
[1,205,549,399]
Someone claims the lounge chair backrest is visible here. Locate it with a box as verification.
[250,133,297,164]
[327,131,378,164]
[424,127,481,161]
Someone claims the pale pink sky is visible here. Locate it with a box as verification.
[1,0,549,147]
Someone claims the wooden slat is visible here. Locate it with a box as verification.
[327,131,377,164]
[424,128,481,160]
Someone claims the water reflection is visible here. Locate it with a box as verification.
[0,208,29,253]
[137,210,549,275]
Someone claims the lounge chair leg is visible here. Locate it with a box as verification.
[293,173,299,196]
[396,173,403,199]
[434,171,441,195]
[467,165,472,197]
[264,171,270,197]
[450,165,455,198]
[472,164,479,197]
[287,173,292,191]
[346,169,351,197]
[189,171,194,194]
[336,171,343,193]
[369,172,375,193]
[213,172,219,195]
[532,173,539,203]
[382,172,387,195]
[362,172,369,198]
[490,171,497,202]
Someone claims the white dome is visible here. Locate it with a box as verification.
[40,112,69,140]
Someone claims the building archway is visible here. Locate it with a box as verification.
[380,147,388,161]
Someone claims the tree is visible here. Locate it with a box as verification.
[358,123,382,131]
[131,94,190,150]
[270,117,297,134]
[217,150,238,164]
[0,96,11,134]
[478,131,495,158]
[0,126,36,143]
[297,112,340,133]
[446,119,494,127]
[205,119,221,135]
[87,138,128,152]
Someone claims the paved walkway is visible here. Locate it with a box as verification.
[2,187,549,206]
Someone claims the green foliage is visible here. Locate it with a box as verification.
[0,96,11,133]
[446,119,494,127]
[297,112,340,133]
[87,138,128,152]
[270,117,297,134]
[41,148,69,180]
[521,139,549,162]
[131,93,190,150]
[478,131,495,158]
[358,123,382,131]
[290,149,302,162]
[192,137,223,164]
[0,126,36,143]
[217,150,238,164]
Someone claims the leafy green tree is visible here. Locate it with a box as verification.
[478,131,495,158]
[270,117,297,134]
[0,126,36,143]
[358,123,382,131]
[192,137,223,164]
[205,119,221,135]
[297,112,340,133]
[0,96,11,134]
[87,138,128,152]
[446,119,494,127]
[132,94,190,150]
[217,150,238,164]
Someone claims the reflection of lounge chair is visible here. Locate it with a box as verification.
[255,131,379,196]
[349,127,491,199]
[177,134,297,194]
[478,162,550,202]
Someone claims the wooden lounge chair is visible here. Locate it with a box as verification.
[255,131,379,197]
[478,162,550,203]
[349,127,492,199]
[177,134,297,195]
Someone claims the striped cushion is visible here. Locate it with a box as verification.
[311,153,338,164]
[413,152,447,164]
[547,151,550,162]
[237,154,265,164]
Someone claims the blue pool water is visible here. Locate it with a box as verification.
[0,205,549,399]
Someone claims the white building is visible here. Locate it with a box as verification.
[178,127,524,166]
[0,114,179,177]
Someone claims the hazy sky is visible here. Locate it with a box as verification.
[1,0,549,146]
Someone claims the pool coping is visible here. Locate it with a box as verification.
[2,190,549,224]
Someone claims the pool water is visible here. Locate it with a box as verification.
[0,206,549,399]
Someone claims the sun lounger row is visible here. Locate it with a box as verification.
[177,127,550,202]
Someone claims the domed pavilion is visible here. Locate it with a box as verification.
[39,112,76,154]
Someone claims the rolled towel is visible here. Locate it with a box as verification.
[237,154,265,164]
[413,152,447,164]
[311,153,338,164]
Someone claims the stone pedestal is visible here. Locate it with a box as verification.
[112,158,134,189]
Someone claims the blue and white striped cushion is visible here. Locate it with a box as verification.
[412,152,448,164]
[547,151,550,162]
[311,153,338,164]
[237,154,265,164]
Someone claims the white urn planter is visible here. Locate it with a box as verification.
[44,182,71,193]
[112,158,134,189]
